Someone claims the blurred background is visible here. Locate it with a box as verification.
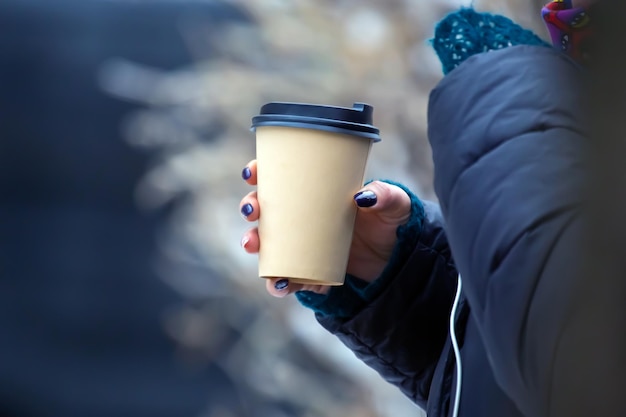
[0,1,548,416]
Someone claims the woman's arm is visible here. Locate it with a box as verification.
[428,44,585,416]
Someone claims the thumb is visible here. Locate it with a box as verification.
[353,181,412,222]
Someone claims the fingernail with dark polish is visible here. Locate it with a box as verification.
[354,190,377,208]
[242,167,252,180]
[241,203,254,217]
[274,279,289,291]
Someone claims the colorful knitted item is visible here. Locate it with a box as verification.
[542,0,595,62]
[432,8,550,74]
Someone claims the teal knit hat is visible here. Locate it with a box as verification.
[432,8,550,74]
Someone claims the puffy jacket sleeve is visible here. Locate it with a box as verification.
[314,201,459,408]
[428,45,585,416]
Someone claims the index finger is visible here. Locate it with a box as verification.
[241,160,257,186]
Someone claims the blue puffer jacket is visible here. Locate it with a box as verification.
[314,45,586,416]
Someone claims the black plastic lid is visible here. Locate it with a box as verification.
[251,102,381,142]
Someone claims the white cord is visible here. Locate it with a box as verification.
[450,274,463,417]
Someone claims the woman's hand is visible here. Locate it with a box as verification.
[240,160,412,298]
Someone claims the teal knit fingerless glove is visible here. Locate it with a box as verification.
[432,8,550,74]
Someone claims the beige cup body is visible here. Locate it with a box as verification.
[256,126,372,285]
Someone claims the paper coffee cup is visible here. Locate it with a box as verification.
[251,102,381,285]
